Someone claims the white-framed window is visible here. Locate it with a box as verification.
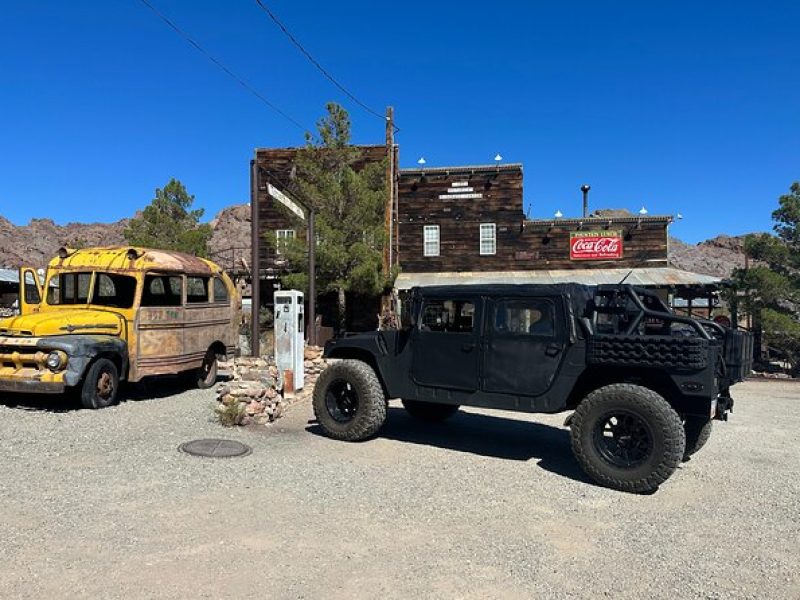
[479,223,496,255]
[276,229,296,255]
[423,225,440,257]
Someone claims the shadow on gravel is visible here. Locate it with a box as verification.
[307,406,598,487]
[0,392,80,412]
[0,374,223,412]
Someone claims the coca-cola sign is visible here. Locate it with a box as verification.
[570,230,623,260]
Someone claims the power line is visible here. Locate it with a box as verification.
[137,0,306,130]
[253,0,387,122]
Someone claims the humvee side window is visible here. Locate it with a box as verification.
[142,275,183,307]
[47,272,91,305]
[187,277,210,304]
[92,273,136,309]
[494,299,554,336]
[213,277,229,304]
[420,300,474,333]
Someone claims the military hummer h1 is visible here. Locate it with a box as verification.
[313,283,753,493]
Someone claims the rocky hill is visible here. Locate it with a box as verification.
[668,235,748,279]
[0,204,750,279]
[0,216,129,267]
[207,204,252,273]
[0,205,253,270]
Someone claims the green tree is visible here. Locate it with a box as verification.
[272,103,390,330]
[728,182,800,374]
[124,178,212,257]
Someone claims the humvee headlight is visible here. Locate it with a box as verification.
[46,351,67,371]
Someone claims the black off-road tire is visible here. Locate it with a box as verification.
[313,359,387,442]
[195,350,219,390]
[683,417,712,461]
[570,384,686,493]
[402,399,460,422]
[80,358,120,409]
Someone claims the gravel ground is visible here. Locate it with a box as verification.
[0,379,798,599]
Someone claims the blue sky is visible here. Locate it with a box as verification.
[1,1,798,243]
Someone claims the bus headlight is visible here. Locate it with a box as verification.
[46,351,67,371]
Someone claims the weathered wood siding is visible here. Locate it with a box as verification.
[398,165,670,272]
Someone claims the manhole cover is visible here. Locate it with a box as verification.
[179,439,252,458]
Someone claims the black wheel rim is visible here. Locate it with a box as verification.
[592,410,653,469]
[325,379,359,423]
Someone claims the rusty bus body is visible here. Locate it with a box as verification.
[0,247,239,408]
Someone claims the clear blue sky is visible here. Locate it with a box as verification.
[1,1,798,243]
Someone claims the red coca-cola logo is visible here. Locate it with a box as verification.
[570,232,623,260]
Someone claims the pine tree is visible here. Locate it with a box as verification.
[124,178,212,257]
[274,103,390,330]
[728,182,800,374]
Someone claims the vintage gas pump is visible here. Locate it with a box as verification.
[274,290,304,391]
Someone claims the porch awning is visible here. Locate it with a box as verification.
[394,267,721,290]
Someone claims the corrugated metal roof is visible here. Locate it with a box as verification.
[524,216,673,226]
[0,269,52,286]
[395,268,721,290]
[399,163,523,176]
[0,269,19,284]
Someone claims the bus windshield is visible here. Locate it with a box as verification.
[47,272,137,309]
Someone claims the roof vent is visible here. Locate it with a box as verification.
[126,248,142,260]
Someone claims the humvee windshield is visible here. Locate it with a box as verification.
[46,271,137,309]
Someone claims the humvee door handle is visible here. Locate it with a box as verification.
[545,343,562,357]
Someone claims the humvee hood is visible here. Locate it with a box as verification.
[0,309,124,337]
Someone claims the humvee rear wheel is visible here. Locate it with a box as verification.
[80,358,120,409]
[683,417,712,461]
[313,360,386,441]
[570,384,685,493]
[402,399,460,422]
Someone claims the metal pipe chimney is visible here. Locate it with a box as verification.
[581,184,591,218]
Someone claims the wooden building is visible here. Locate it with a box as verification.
[394,163,689,290]
[251,149,718,338]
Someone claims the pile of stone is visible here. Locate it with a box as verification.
[215,357,285,426]
[303,345,329,387]
[214,349,331,427]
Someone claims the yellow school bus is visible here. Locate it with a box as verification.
[0,246,239,408]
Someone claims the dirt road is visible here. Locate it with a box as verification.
[1,379,798,599]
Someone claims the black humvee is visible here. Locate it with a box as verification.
[312,284,753,493]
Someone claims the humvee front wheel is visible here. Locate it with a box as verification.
[402,399,460,422]
[683,417,712,461]
[313,360,386,441]
[570,384,685,493]
[80,358,120,409]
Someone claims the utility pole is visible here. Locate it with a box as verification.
[250,159,261,357]
[307,207,316,346]
[383,106,395,276]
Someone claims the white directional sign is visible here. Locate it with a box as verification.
[267,183,306,221]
